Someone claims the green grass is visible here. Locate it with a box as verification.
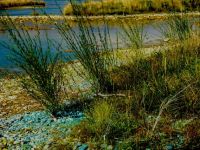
[47,12,200,148]
[64,0,200,16]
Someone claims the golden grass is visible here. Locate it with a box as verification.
[0,0,45,9]
[64,0,199,15]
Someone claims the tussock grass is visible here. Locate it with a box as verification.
[0,16,65,116]
[64,0,200,15]
[120,20,147,49]
[111,36,200,112]
[71,99,138,144]
[0,0,45,9]
[55,5,116,93]
[158,15,192,40]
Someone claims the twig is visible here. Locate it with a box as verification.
[151,83,192,134]
[95,93,126,98]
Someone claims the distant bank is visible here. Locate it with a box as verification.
[1,12,199,24]
[0,0,45,10]
[64,0,200,16]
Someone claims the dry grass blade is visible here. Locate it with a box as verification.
[151,83,193,134]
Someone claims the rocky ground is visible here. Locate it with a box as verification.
[0,73,84,148]
[0,12,199,26]
[0,77,42,118]
[0,111,83,149]
[0,68,87,149]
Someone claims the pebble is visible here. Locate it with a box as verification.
[166,144,173,150]
[0,111,83,149]
[78,144,89,150]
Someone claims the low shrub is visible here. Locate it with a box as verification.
[71,99,138,145]
[183,120,200,149]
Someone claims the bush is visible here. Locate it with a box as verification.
[110,36,200,115]
[71,99,138,144]
[56,3,116,93]
[1,16,65,116]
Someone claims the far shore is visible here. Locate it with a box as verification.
[0,0,45,10]
[0,12,199,24]
[1,5,45,10]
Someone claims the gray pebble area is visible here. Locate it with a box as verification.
[0,111,83,149]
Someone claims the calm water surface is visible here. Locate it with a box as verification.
[0,1,198,70]
[0,22,163,69]
[0,0,85,16]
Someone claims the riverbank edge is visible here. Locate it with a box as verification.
[0,12,199,23]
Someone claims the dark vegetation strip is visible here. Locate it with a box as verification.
[0,0,45,10]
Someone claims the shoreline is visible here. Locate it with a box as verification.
[0,12,199,24]
[1,5,45,10]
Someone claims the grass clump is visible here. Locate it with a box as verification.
[64,0,200,16]
[111,37,200,114]
[120,20,147,49]
[0,0,45,9]
[1,17,65,116]
[71,99,138,146]
[158,15,192,41]
[56,5,116,93]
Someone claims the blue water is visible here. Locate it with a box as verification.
[0,0,86,69]
[0,0,85,16]
[0,1,198,70]
[0,23,162,70]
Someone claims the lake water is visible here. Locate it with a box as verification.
[0,21,163,70]
[0,1,199,70]
[0,0,85,16]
